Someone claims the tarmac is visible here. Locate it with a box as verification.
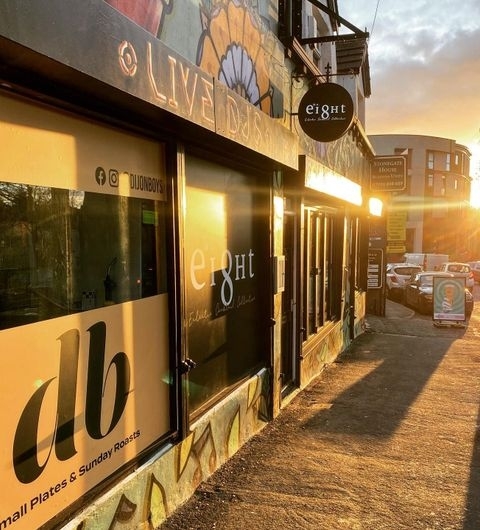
[159,296,480,530]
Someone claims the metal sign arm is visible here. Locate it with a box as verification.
[297,0,369,45]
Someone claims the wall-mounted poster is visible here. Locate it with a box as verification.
[367,249,383,289]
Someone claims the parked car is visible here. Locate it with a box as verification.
[404,271,474,316]
[386,263,423,300]
[468,261,480,283]
[438,262,474,292]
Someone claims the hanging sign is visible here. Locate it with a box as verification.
[297,82,354,142]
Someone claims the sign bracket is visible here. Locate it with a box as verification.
[296,0,369,46]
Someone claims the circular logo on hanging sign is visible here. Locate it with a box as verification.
[298,82,355,142]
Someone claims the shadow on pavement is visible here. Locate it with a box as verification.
[464,404,480,529]
[463,304,480,529]
[303,331,455,438]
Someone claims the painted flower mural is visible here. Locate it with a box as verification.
[105,0,172,36]
[197,0,274,116]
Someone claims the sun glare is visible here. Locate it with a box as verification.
[469,143,480,208]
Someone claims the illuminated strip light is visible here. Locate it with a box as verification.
[305,166,363,206]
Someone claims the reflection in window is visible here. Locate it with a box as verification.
[0,182,167,329]
[184,156,268,414]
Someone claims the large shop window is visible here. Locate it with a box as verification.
[302,206,340,339]
[0,184,166,329]
[0,93,168,329]
[1,94,172,530]
[184,155,269,414]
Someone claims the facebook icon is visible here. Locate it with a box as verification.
[95,167,107,186]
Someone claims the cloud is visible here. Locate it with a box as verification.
[367,27,480,145]
[341,0,480,146]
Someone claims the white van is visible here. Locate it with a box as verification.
[404,253,449,271]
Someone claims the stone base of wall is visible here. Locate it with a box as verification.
[300,321,346,389]
[299,292,366,389]
[62,369,270,530]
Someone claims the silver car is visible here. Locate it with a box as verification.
[386,263,423,301]
[438,262,474,292]
[468,261,480,284]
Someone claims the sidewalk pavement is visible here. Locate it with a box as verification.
[159,300,480,530]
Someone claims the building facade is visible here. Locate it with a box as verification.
[369,134,473,263]
[0,2,374,529]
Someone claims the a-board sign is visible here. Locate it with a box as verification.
[433,276,466,322]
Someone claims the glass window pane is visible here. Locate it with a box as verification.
[0,182,166,329]
[310,213,319,332]
[184,156,268,413]
[324,215,331,320]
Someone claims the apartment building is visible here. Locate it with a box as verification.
[369,134,473,262]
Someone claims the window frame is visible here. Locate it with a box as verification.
[301,205,341,341]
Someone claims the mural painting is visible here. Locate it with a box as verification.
[68,373,269,529]
[301,323,346,387]
[106,0,284,119]
[104,0,173,36]
[196,1,274,116]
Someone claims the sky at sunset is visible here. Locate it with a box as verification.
[339,0,480,201]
